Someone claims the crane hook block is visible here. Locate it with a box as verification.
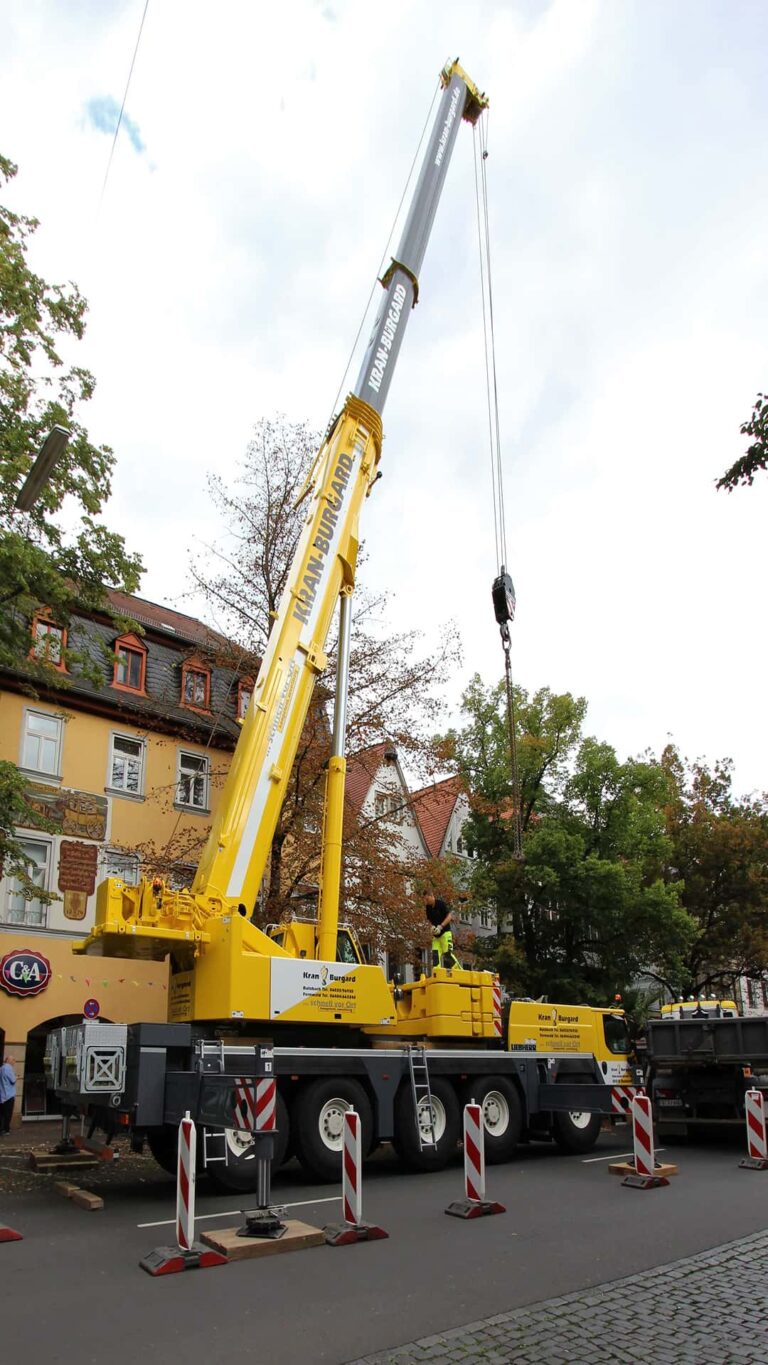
[492,570,516,626]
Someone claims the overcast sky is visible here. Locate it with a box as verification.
[2,0,766,795]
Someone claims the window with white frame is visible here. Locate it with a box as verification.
[108,734,146,796]
[2,838,51,927]
[21,708,63,777]
[479,906,492,929]
[101,848,141,885]
[177,750,210,811]
[374,791,400,821]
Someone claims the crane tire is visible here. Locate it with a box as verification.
[393,1076,460,1171]
[207,1090,290,1192]
[460,1076,522,1164]
[292,1077,373,1183]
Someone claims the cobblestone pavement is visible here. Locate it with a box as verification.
[348,1230,768,1364]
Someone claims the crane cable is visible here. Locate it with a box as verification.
[473,115,523,861]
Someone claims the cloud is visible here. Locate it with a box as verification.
[83,95,145,154]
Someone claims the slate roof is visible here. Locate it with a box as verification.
[1,589,251,748]
[409,775,465,858]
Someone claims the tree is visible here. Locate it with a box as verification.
[444,676,693,1003]
[189,416,461,962]
[0,153,143,890]
[656,745,768,998]
[717,391,768,491]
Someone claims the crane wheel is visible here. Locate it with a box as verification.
[392,1076,460,1171]
[459,1076,522,1164]
[292,1077,373,1183]
[551,1080,602,1154]
[207,1091,290,1193]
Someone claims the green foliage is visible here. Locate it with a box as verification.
[444,676,695,1004]
[659,745,768,996]
[0,758,60,901]
[717,390,768,491]
[0,153,143,683]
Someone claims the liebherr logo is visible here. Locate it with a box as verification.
[434,86,461,167]
[367,281,407,396]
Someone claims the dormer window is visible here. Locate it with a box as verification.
[237,679,253,721]
[30,613,67,671]
[112,633,147,693]
[181,659,211,711]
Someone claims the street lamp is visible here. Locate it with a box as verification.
[14,426,71,512]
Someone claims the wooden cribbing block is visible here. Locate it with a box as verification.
[201,1219,324,1262]
[70,1189,104,1211]
[29,1152,98,1172]
[608,1161,678,1178]
[54,1181,80,1199]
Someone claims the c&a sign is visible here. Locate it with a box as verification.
[0,948,52,998]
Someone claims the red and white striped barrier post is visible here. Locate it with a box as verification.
[740,1088,768,1170]
[140,1112,227,1275]
[619,1092,671,1189]
[446,1102,505,1219]
[324,1108,388,1246]
[176,1111,196,1252]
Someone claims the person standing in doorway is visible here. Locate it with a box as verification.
[0,1055,17,1134]
[424,892,457,971]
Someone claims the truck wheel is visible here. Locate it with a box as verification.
[552,1105,602,1154]
[208,1091,290,1193]
[461,1077,522,1164]
[292,1078,373,1183]
[393,1076,460,1171]
[146,1125,181,1176]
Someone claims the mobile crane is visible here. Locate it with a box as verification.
[47,61,640,1189]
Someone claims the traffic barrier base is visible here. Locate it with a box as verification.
[140,1243,227,1276]
[0,1222,23,1243]
[620,1171,670,1190]
[739,1155,768,1171]
[324,1219,389,1245]
[445,1197,506,1219]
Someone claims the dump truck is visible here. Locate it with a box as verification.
[47,60,640,1189]
[646,999,768,1138]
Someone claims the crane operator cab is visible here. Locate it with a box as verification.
[267,918,364,966]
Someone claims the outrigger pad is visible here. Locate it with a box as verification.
[445,1199,506,1219]
[139,1243,228,1275]
[237,1209,287,1240]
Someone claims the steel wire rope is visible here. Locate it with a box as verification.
[98,0,151,213]
[473,115,523,861]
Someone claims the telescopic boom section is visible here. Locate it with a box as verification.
[81,62,487,957]
[196,60,486,917]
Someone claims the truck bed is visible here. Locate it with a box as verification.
[646,1015,768,1065]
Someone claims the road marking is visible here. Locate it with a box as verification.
[137,1194,340,1229]
[583,1148,666,1164]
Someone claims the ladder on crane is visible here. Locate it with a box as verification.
[408,1046,437,1149]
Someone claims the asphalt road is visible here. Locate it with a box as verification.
[2,1129,767,1364]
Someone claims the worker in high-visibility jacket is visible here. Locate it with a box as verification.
[424,892,457,971]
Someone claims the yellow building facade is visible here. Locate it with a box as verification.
[0,591,248,1125]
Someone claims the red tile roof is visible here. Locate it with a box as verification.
[344,742,397,816]
[409,775,465,858]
